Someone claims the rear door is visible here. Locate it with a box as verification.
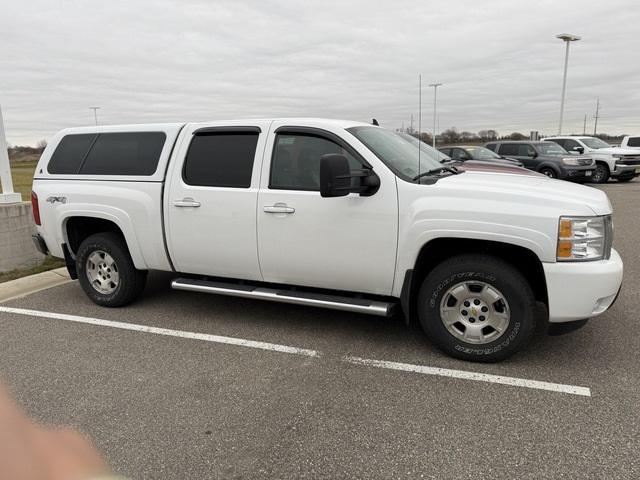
[256,122,398,295]
[165,121,271,279]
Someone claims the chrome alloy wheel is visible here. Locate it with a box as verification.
[86,250,119,294]
[439,281,510,345]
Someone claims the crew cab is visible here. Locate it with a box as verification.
[544,136,640,183]
[31,119,623,362]
[485,140,595,181]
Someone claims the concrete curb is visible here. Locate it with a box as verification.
[0,267,72,303]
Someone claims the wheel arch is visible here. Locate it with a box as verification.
[62,213,147,270]
[400,238,548,325]
[594,159,611,172]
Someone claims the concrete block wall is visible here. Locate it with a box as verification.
[0,202,44,272]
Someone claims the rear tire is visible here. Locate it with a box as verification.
[592,162,610,183]
[616,176,633,183]
[417,254,536,362]
[76,232,147,307]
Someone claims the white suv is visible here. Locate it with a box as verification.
[544,136,640,183]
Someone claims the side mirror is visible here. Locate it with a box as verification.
[319,154,380,198]
[320,154,351,197]
[530,151,538,158]
[573,146,584,154]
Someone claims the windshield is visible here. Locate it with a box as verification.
[536,143,567,155]
[397,133,451,162]
[348,127,444,181]
[464,147,501,160]
[581,137,611,149]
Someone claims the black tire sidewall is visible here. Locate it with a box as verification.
[593,163,609,183]
[418,256,535,362]
[76,233,143,307]
[540,168,557,178]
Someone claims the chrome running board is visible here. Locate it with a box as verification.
[171,278,395,317]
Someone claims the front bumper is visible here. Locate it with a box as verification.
[611,164,640,178]
[560,165,595,182]
[543,248,623,323]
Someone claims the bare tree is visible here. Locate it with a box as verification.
[441,127,460,144]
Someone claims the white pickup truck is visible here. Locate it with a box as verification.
[31,119,623,362]
[544,135,640,183]
[620,135,640,149]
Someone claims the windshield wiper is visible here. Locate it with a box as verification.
[412,166,460,181]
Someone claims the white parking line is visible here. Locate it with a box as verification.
[0,306,591,397]
[344,356,591,397]
[0,306,319,358]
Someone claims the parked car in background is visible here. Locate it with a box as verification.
[620,135,640,149]
[544,136,640,183]
[485,140,595,182]
[438,145,524,167]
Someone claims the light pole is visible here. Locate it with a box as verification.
[429,83,442,148]
[556,33,581,135]
[89,106,100,126]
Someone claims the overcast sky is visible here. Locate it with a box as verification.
[1,0,638,145]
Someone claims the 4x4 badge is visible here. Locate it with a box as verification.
[46,196,67,204]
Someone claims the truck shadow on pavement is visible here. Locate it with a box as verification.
[133,271,611,374]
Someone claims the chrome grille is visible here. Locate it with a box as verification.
[616,155,640,165]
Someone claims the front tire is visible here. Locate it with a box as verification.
[591,162,610,183]
[76,232,147,307]
[539,168,557,178]
[417,255,536,362]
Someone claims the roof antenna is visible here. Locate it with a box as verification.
[371,118,379,126]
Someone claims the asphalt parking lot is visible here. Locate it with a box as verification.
[1,181,639,479]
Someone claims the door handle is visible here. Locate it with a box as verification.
[173,198,201,208]
[264,204,295,214]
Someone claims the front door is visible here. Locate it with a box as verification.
[256,123,398,295]
[165,122,270,280]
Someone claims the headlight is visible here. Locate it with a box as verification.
[561,157,581,165]
[557,215,612,261]
[612,154,624,159]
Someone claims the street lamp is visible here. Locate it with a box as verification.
[428,83,442,148]
[89,106,100,126]
[556,33,581,135]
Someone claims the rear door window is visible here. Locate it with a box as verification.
[183,132,259,188]
[498,144,520,156]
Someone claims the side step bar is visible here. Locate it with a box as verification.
[171,278,395,317]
